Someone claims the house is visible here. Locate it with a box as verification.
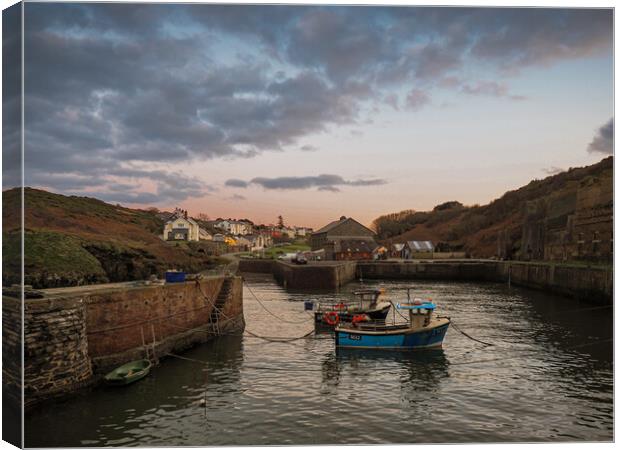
[246,233,272,251]
[235,236,252,251]
[163,210,201,241]
[199,229,213,241]
[404,240,434,259]
[311,216,377,260]
[392,243,406,258]
[214,219,253,235]
[294,226,313,237]
[281,227,297,239]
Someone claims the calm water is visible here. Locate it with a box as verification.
[25,274,613,446]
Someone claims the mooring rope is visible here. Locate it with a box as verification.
[243,279,313,325]
[163,336,612,372]
[449,321,494,347]
[194,277,315,342]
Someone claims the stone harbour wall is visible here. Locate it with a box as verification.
[358,260,499,281]
[272,260,357,289]
[260,259,612,305]
[2,296,23,407]
[24,296,92,407]
[237,259,276,273]
[17,275,243,407]
[497,261,612,305]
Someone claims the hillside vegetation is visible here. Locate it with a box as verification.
[3,188,225,288]
[372,157,613,257]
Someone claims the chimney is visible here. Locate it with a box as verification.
[184,210,188,219]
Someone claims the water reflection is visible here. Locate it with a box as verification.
[25,277,613,446]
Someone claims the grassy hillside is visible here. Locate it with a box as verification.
[373,157,613,258]
[3,188,226,288]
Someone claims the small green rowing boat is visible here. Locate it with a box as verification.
[104,359,152,386]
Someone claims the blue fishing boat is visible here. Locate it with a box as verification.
[334,293,450,350]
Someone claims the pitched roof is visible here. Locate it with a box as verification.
[313,217,375,235]
[407,240,434,251]
[166,215,198,226]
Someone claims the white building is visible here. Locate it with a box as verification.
[199,228,213,241]
[281,227,297,239]
[163,215,201,241]
[214,219,253,235]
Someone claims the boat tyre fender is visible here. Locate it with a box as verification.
[323,311,340,326]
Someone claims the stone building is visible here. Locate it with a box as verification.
[505,171,612,263]
[310,216,377,260]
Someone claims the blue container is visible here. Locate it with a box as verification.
[304,300,314,311]
[165,271,186,283]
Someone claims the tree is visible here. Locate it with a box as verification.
[277,215,285,228]
[197,213,210,221]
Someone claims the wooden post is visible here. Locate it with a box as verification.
[508,264,511,289]
[150,324,158,364]
[140,326,149,360]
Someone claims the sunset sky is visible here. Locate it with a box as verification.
[4,3,613,229]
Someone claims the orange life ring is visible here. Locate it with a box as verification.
[323,311,340,326]
[336,302,346,310]
[352,314,369,324]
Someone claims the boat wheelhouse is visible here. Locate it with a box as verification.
[313,288,391,328]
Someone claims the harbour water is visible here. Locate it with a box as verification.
[25,274,613,446]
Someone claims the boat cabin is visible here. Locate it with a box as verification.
[351,289,382,309]
[396,299,435,329]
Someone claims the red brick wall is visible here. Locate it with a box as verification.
[84,278,225,357]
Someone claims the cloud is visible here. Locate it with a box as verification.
[318,186,341,192]
[300,144,319,152]
[245,174,386,191]
[225,179,249,188]
[405,89,431,110]
[14,4,612,202]
[227,194,247,201]
[461,81,526,100]
[587,118,613,155]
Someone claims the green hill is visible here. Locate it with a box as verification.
[3,188,225,288]
[373,157,613,260]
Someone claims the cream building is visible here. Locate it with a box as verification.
[163,216,201,241]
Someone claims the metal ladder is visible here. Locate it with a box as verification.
[207,278,232,336]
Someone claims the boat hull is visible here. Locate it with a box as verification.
[335,320,450,350]
[104,359,152,386]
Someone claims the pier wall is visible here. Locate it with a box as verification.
[497,262,613,304]
[251,258,612,304]
[357,261,498,281]
[14,275,243,407]
[3,296,23,406]
[237,259,276,273]
[272,261,357,289]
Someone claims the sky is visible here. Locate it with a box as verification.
[2,3,614,229]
